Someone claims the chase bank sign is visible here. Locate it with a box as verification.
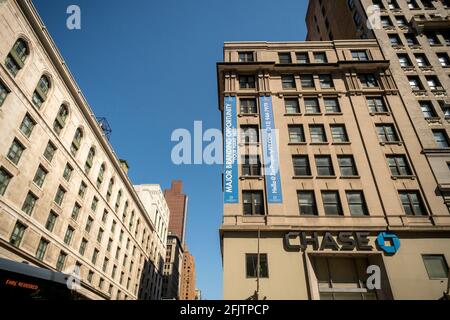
[284,231,400,255]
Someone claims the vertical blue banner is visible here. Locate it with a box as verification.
[223,96,239,204]
[260,96,283,203]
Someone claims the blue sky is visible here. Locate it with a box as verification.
[33,0,308,300]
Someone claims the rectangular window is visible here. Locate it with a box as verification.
[304,98,320,113]
[288,125,305,143]
[338,156,358,177]
[346,191,368,216]
[85,216,94,233]
[408,76,423,90]
[422,255,449,279]
[103,258,109,272]
[285,99,300,114]
[92,249,99,264]
[278,52,292,64]
[426,76,442,91]
[242,155,261,177]
[0,81,9,107]
[45,211,58,232]
[331,125,349,143]
[79,181,87,198]
[405,33,418,46]
[64,226,74,245]
[433,130,450,148]
[87,271,94,283]
[43,141,57,162]
[19,114,36,138]
[91,197,99,212]
[387,155,412,176]
[10,221,26,247]
[300,74,314,89]
[63,163,73,181]
[7,139,25,165]
[33,165,47,188]
[319,74,333,89]
[238,52,254,62]
[293,156,311,176]
[102,210,108,223]
[97,228,104,243]
[389,34,402,46]
[376,124,399,142]
[241,126,259,143]
[415,54,429,67]
[281,74,296,89]
[72,203,81,221]
[56,251,67,271]
[240,98,257,114]
[0,167,12,196]
[359,74,378,88]
[315,155,335,176]
[22,192,38,215]
[310,125,327,143]
[322,191,343,216]
[246,254,269,278]
[314,52,328,63]
[296,52,310,64]
[398,53,412,67]
[54,186,66,206]
[351,51,369,61]
[437,53,449,67]
[367,97,387,113]
[420,101,436,118]
[79,238,88,255]
[35,238,49,261]
[399,191,426,216]
[440,101,450,118]
[324,98,340,113]
[298,191,317,215]
[243,191,264,215]
[239,75,256,89]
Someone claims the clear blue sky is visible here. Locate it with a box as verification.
[33,0,308,300]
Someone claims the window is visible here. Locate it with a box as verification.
[407,0,419,9]
[97,228,104,243]
[242,155,261,176]
[85,147,95,174]
[53,105,69,135]
[298,191,317,215]
[239,75,256,89]
[324,98,340,113]
[43,141,57,162]
[314,52,327,63]
[300,74,315,89]
[78,181,87,198]
[7,139,25,165]
[405,33,418,46]
[243,191,264,215]
[19,114,36,138]
[0,168,12,196]
[278,52,292,64]
[64,226,74,245]
[310,125,327,143]
[282,75,296,89]
[5,39,29,76]
[79,238,88,255]
[288,125,305,143]
[398,54,412,67]
[367,97,387,113]
[389,34,402,46]
[296,52,309,64]
[54,186,66,206]
[97,164,106,188]
[22,192,37,215]
[422,255,449,279]
[395,16,407,27]
[0,81,9,107]
[408,76,423,90]
[33,165,47,188]
[115,190,122,211]
[87,271,94,283]
[102,210,108,223]
[316,156,335,176]
[107,179,114,201]
[32,75,50,109]
[399,191,426,215]
[293,156,311,176]
[331,125,349,143]
[420,101,436,118]
[352,51,369,61]
[440,101,450,118]
[376,124,399,142]
[246,254,269,278]
[322,191,343,216]
[240,98,257,114]
[381,16,392,27]
[387,0,399,9]
[107,238,113,252]
[346,191,368,216]
[387,155,412,176]
[241,125,259,143]
[338,156,358,177]
[238,52,254,62]
[433,130,450,148]
[71,128,83,156]
[437,53,450,67]
[45,211,58,232]
[359,74,378,88]
[85,216,94,233]
[319,74,333,89]
[285,98,300,114]
[421,0,434,9]
[122,201,128,220]
[72,203,81,221]
[304,98,320,114]
[10,221,26,247]
[426,76,442,91]
[56,251,67,271]
[425,32,439,45]
[414,54,429,67]
[63,163,73,181]
[36,238,49,261]
[92,249,99,264]
[103,258,109,272]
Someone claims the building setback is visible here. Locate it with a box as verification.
[0,0,162,300]
[217,38,450,299]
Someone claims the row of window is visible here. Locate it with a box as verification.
[389,30,450,47]
[374,0,445,11]
[397,52,450,67]
[408,75,445,91]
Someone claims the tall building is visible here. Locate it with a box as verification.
[217,38,450,299]
[180,249,196,300]
[164,181,188,243]
[0,0,162,300]
[161,234,183,299]
[134,184,170,300]
[307,0,450,203]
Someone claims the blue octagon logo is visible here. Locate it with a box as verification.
[376,232,400,254]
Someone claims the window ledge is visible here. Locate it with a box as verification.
[391,175,416,180]
[340,176,361,179]
[369,112,391,116]
[304,113,322,116]
[332,142,351,145]
[316,176,337,179]
[293,176,313,179]
[240,176,263,180]
[325,112,343,116]
[288,142,307,146]
[238,114,259,118]
[380,141,403,146]
[239,143,260,147]
[284,113,302,116]
[310,142,329,145]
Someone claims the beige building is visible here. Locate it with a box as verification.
[180,249,196,300]
[217,38,450,300]
[0,0,163,300]
[162,233,183,299]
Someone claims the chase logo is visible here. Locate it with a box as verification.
[376,232,400,254]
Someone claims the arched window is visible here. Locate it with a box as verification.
[85,147,95,174]
[32,75,50,109]
[5,39,29,76]
[115,190,122,211]
[97,163,106,188]
[106,178,114,201]
[71,128,83,156]
[53,105,69,135]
